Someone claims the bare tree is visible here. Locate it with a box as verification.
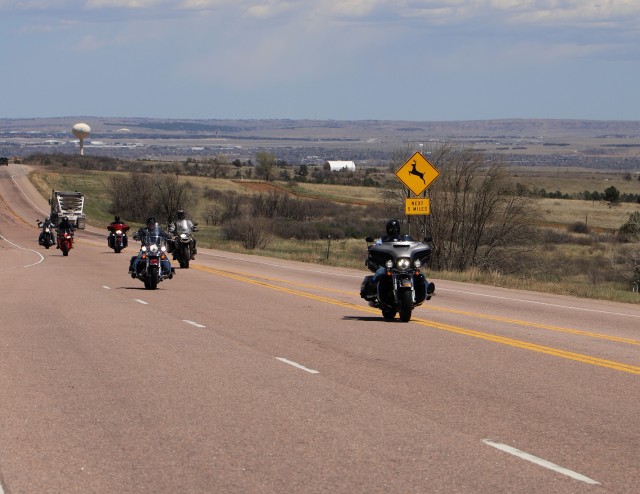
[205,155,229,179]
[255,151,277,182]
[108,172,154,222]
[425,145,535,272]
[152,173,195,225]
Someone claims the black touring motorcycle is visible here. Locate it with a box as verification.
[360,235,435,322]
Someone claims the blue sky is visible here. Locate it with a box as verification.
[1,1,638,121]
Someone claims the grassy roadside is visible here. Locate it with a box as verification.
[28,167,640,305]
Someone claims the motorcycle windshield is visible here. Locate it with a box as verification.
[143,224,165,250]
[175,219,191,235]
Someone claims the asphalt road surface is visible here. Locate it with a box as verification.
[1,164,639,493]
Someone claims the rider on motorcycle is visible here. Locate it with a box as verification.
[360,219,435,299]
[37,216,55,245]
[108,215,130,249]
[109,215,129,230]
[128,217,173,277]
[56,216,75,249]
[168,209,198,260]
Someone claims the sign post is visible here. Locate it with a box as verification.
[395,151,440,237]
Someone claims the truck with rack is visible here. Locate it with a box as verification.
[49,190,86,229]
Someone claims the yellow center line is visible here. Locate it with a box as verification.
[194,265,640,375]
[195,264,640,346]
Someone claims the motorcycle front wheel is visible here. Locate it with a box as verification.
[145,266,159,290]
[399,290,413,322]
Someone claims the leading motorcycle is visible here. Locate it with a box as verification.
[360,235,435,322]
[171,219,197,269]
[130,224,174,290]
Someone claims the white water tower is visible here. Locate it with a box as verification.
[72,123,91,155]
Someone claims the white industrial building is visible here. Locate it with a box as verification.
[325,160,356,171]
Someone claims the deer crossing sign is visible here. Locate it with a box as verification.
[395,151,440,196]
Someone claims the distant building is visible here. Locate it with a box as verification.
[325,160,356,172]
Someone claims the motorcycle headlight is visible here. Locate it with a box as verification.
[161,245,167,252]
[141,246,148,252]
[150,244,159,253]
[180,233,188,239]
[115,229,122,234]
[397,258,411,270]
[414,259,422,269]
[385,260,394,269]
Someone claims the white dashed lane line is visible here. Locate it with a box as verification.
[276,357,320,374]
[482,439,600,485]
[183,320,206,328]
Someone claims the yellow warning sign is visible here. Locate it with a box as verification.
[405,198,431,215]
[395,151,440,196]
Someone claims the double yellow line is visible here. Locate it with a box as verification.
[194,264,640,375]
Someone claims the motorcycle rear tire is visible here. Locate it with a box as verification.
[382,308,397,321]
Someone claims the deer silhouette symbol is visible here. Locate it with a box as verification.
[409,160,425,183]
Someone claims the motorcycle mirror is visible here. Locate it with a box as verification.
[365,236,375,243]
[424,236,433,243]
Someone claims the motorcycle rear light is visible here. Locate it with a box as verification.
[150,259,159,265]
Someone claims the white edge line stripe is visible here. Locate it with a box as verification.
[183,320,206,328]
[441,288,640,319]
[0,233,45,267]
[134,299,148,305]
[482,439,600,485]
[276,357,319,374]
[12,171,48,214]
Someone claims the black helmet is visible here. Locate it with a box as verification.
[176,209,185,220]
[114,215,120,223]
[146,216,156,227]
[386,219,400,237]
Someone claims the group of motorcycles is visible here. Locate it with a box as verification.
[38,212,435,320]
[116,218,198,290]
[37,216,198,291]
[37,218,74,256]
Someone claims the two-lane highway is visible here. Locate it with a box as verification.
[1,163,638,493]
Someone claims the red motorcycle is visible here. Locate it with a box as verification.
[57,228,74,256]
[107,222,130,253]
